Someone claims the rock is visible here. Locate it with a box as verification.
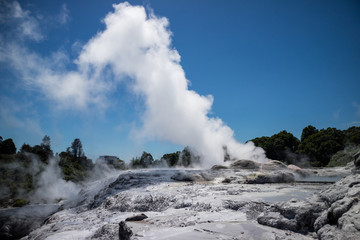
[92,224,118,239]
[317,224,347,240]
[287,164,309,177]
[211,165,228,170]
[257,173,360,238]
[257,211,298,231]
[118,221,133,240]
[245,171,295,184]
[125,213,148,221]
[0,204,59,240]
[352,150,360,174]
[171,172,213,182]
[354,150,360,165]
[262,160,288,170]
[230,159,260,170]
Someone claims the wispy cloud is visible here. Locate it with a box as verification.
[0,97,44,136]
[353,101,360,117]
[0,0,43,41]
[332,109,341,120]
[0,97,24,128]
[57,3,70,25]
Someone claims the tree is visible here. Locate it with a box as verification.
[301,125,318,142]
[58,139,93,182]
[41,135,51,147]
[130,151,154,168]
[250,131,299,163]
[71,138,84,158]
[161,152,180,167]
[140,151,154,167]
[0,138,16,154]
[179,147,193,166]
[297,127,345,167]
[18,136,53,164]
[344,126,360,145]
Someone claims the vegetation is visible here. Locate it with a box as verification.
[250,126,360,167]
[0,136,94,207]
[297,127,345,167]
[159,147,200,167]
[0,137,16,154]
[1,125,359,207]
[327,145,360,167]
[58,138,94,182]
[130,151,154,168]
[251,131,300,163]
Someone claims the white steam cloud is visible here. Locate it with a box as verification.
[30,158,80,204]
[1,2,267,167]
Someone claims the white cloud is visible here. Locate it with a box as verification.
[1,0,44,41]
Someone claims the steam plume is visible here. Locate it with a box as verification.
[1,2,267,167]
[77,2,267,166]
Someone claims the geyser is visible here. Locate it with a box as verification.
[1,2,267,167]
[77,2,267,167]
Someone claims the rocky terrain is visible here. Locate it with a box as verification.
[258,151,360,240]
[0,156,358,239]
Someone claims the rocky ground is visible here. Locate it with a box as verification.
[0,157,358,240]
[258,152,360,240]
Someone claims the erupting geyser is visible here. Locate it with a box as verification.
[1,2,267,167]
[77,2,267,167]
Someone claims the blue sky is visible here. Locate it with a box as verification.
[1,0,359,162]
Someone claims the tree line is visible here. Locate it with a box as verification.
[0,136,94,207]
[249,126,360,167]
[0,135,199,207]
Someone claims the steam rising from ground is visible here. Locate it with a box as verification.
[1,2,267,167]
[30,158,80,204]
[78,2,267,166]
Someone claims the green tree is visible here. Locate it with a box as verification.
[297,127,345,167]
[130,151,154,168]
[58,138,93,182]
[301,125,318,142]
[71,138,84,158]
[19,136,53,164]
[161,151,180,167]
[0,138,16,154]
[250,131,299,163]
[343,126,360,145]
[140,151,154,167]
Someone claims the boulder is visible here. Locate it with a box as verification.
[118,221,133,240]
[245,171,295,184]
[230,159,260,170]
[92,224,118,239]
[125,213,148,222]
[171,172,213,182]
[287,164,309,177]
[211,165,228,170]
[262,160,288,170]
